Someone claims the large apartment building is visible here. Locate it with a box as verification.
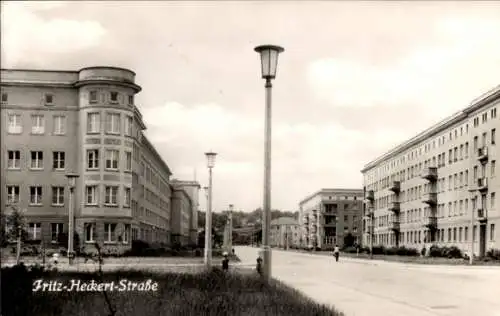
[270,217,300,249]
[170,179,201,245]
[0,66,196,253]
[361,86,499,257]
[298,189,364,250]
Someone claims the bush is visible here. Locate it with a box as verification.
[428,245,463,259]
[486,248,500,260]
[342,246,358,253]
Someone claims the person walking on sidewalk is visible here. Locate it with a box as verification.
[333,245,340,262]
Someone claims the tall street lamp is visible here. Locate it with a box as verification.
[254,44,284,281]
[66,172,79,265]
[228,204,234,253]
[204,152,217,268]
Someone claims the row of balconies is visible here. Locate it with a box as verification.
[364,207,489,234]
[366,177,489,204]
[365,146,490,197]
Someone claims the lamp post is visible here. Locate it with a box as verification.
[204,152,217,268]
[228,204,234,253]
[254,44,284,282]
[66,172,79,265]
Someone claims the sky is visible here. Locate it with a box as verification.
[2,1,500,213]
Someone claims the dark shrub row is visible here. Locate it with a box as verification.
[343,245,419,256]
[428,245,463,259]
[486,248,500,260]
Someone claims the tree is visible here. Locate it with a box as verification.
[343,232,355,248]
[4,206,28,264]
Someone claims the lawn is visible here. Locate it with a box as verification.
[1,264,343,316]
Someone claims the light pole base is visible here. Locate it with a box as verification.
[68,252,75,265]
[261,245,272,281]
[204,248,212,269]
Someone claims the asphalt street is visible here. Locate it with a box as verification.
[235,246,500,316]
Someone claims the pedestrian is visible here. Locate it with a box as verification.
[256,256,263,275]
[333,245,340,262]
[222,252,229,272]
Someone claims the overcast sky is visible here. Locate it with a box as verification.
[2,1,500,213]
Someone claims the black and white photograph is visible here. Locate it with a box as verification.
[1,1,499,315]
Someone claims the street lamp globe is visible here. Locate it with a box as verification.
[205,151,217,169]
[254,45,285,79]
[66,172,80,188]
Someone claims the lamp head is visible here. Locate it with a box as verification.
[254,44,285,79]
[205,151,217,168]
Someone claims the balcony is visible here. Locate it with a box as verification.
[477,146,488,162]
[323,221,336,227]
[389,181,401,193]
[365,190,374,201]
[422,192,438,205]
[390,221,400,232]
[423,216,437,229]
[477,208,488,224]
[477,177,488,192]
[421,167,438,181]
[388,201,400,213]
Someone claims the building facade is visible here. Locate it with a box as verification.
[298,189,364,250]
[170,186,192,246]
[170,179,200,245]
[1,67,175,253]
[361,86,499,257]
[270,217,300,249]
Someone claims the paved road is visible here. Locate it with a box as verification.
[235,246,500,316]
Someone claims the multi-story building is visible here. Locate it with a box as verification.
[361,85,499,257]
[170,185,192,246]
[298,189,364,250]
[0,66,178,253]
[270,217,300,249]
[170,179,200,245]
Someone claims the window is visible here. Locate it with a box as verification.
[85,185,98,205]
[31,115,44,134]
[44,93,54,105]
[1,92,7,103]
[110,92,118,103]
[8,114,22,134]
[104,223,117,242]
[124,187,131,207]
[30,151,43,169]
[492,192,496,209]
[491,224,496,241]
[125,152,132,171]
[105,150,119,170]
[53,115,66,135]
[28,223,41,240]
[87,149,99,169]
[106,113,120,134]
[128,95,134,105]
[52,187,64,205]
[53,151,65,170]
[492,161,496,177]
[51,223,63,243]
[123,224,130,243]
[30,186,42,205]
[7,185,20,204]
[87,113,100,133]
[89,90,98,103]
[492,129,496,145]
[84,223,96,242]
[492,108,497,119]
[7,150,20,169]
[464,227,468,241]
[124,116,133,136]
[105,186,118,205]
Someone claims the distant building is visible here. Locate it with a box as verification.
[170,179,200,245]
[170,186,192,246]
[361,85,499,256]
[270,217,300,249]
[299,189,364,250]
